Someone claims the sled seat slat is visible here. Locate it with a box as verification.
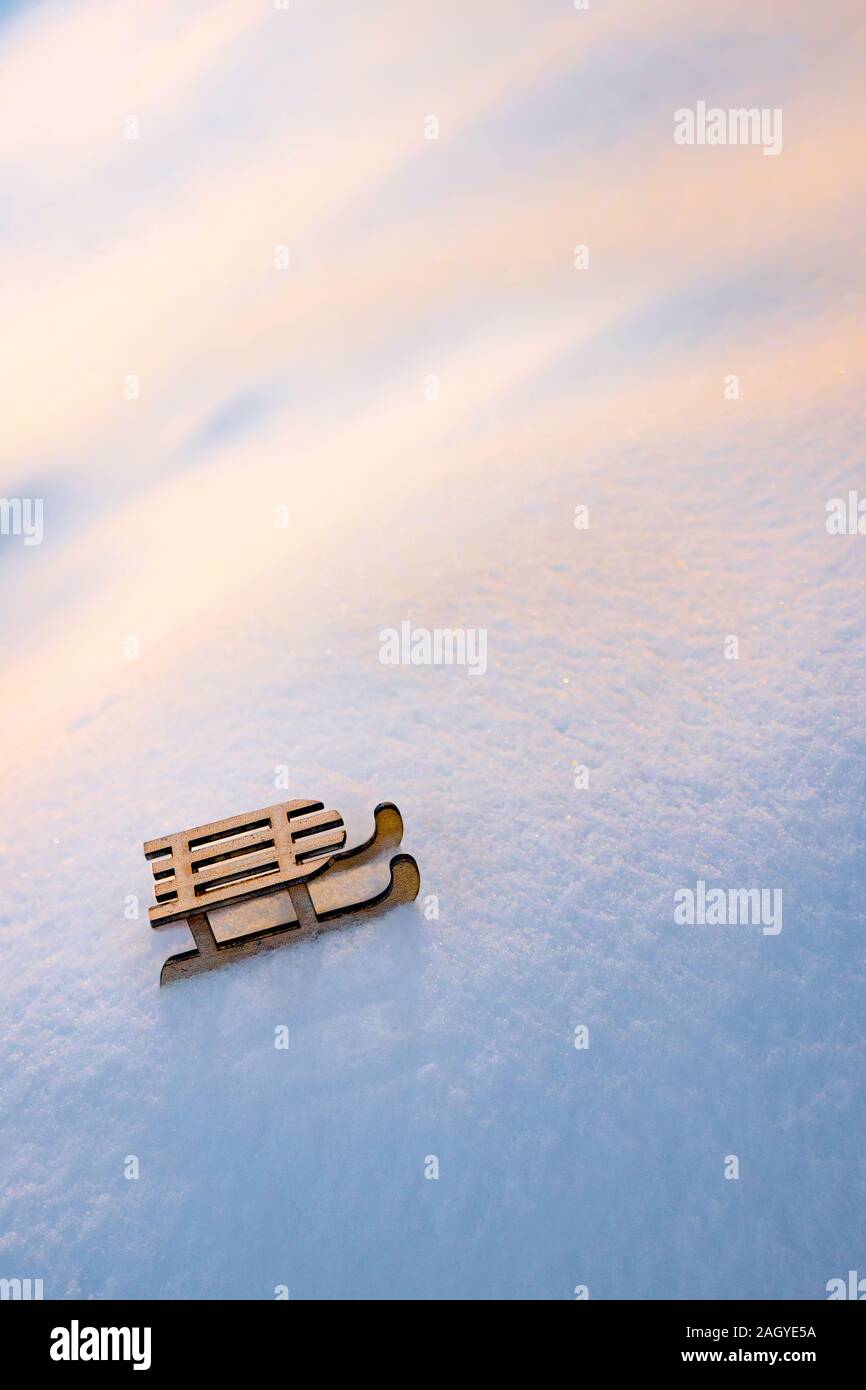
[145,799,346,925]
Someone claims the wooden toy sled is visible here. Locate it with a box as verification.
[143,799,419,984]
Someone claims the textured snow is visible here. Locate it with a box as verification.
[1,0,864,1299]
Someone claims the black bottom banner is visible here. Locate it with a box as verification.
[2,1297,861,1373]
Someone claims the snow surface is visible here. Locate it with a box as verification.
[1,0,864,1299]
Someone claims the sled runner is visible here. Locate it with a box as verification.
[143,799,419,984]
